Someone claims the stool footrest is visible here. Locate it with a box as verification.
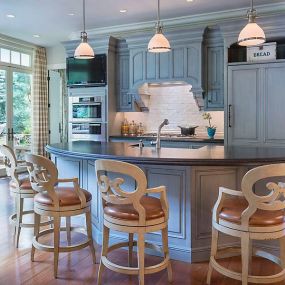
[9,211,52,228]
[32,227,91,253]
[102,240,170,276]
[210,255,285,283]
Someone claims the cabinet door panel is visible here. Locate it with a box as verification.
[132,50,144,85]
[205,46,224,109]
[173,48,184,78]
[228,66,261,145]
[158,52,170,79]
[146,167,186,239]
[146,52,156,80]
[264,63,285,143]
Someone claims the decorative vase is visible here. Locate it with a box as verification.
[207,127,216,139]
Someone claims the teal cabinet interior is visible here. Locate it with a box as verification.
[203,26,224,110]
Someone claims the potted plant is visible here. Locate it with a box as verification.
[202,112,216,139]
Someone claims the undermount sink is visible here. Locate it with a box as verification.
[129,143,203,150]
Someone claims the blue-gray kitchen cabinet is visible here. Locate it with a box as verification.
[227,60,285,146]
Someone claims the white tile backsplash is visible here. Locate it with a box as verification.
[123,85,224,135]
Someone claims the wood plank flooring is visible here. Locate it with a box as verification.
[0,177,284,285]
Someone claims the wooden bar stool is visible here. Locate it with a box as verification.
[0,145,51,247]
[95,159,173,285]
[207,163,285,285]
[25,154,96,278]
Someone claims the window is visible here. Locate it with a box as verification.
[0,47,32,68]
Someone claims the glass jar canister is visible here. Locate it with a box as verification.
[128,120,137,136]
[121,119,129,136]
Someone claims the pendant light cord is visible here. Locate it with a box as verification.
[251,0,253,11]
[157,0,160,26]
[83,0,86,32]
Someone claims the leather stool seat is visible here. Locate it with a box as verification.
[35,187,92,207]
[104,196,165,221]
[9,178,32,190]
[219,196,285,226]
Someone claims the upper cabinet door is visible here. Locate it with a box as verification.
[263,62,285,144]
[205,46,224,110]
[227,65,262,145]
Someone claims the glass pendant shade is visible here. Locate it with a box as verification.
[238,22,265,46]
[74,33,94,59]
[148,29,171,53]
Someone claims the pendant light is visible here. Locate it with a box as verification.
[74,0,94,59]
[237,0,265,47]
[148,0,171,53]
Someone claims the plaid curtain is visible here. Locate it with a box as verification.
[32,47,48,155]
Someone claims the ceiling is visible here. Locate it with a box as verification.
[0,0,283,47]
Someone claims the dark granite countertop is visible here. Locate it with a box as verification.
[46,141,285,166]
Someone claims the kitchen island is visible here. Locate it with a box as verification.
[46,141,285,263]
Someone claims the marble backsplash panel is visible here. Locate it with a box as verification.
[123,85,224,136]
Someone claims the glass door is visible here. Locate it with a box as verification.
[0,68,9,176]
[0,68,32,176]
[0,69,7,146]
[12,70,32,154]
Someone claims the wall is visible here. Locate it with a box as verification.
[46,44,66,70]
[123,85,224,136]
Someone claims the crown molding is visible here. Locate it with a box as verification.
[0,32,37,51]
[68,3,285,40]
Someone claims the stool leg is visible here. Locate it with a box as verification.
[241,233,250,285]
[207,227,219,285]
[248,239,253,275]
[66,216,71,245]
[53,215,61,278]
[85,211,96,264]
[15,196,23,248]
[31,212,40,262]
[98,224,109,285]
[280,236,285,268]
[128,233,134,267]
[137,232,145,285]
[162,227,173,283]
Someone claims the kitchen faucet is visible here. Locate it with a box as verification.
[151,119,169,149]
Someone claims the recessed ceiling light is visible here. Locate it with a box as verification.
[186,0,193,2]
[6,14,15,18]
[68,13,75,16]
[33,34,40,38]
[120,9,127,13]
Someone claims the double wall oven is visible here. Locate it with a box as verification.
[68,89,107,142]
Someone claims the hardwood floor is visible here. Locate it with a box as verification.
[0,177,284,285]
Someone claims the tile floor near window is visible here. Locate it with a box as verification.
[0,177,283,285]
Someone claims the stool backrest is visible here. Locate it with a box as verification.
[95,159,147,225]
[25,154,60,207]
[241,163,285,225]
[0,144,18,181]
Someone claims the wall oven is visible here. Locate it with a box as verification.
[69,95,105,122]
[69,122,106,142]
